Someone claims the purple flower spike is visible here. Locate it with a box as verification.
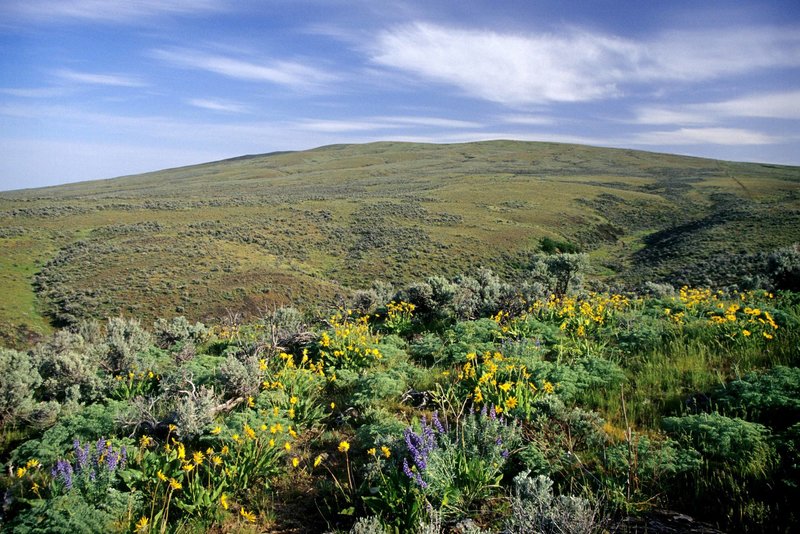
[432,411,445,434]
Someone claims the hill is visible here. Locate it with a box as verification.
[1,140,799,346]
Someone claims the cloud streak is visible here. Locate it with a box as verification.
[54,68,147,87]
[153,48,338,90]
[3,0,227,23]
[370,22,800,106]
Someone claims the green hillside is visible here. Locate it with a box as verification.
[1,140,799,346]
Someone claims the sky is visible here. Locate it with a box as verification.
[1,0,799,191]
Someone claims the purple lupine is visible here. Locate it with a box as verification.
[95,437,106,455]
[489,405,497,420]
[501,449,510,459]
[73,439,89,469]
[432,411,446,434]
[480,403,488,418]
[54,459,73,489]
[106,451,119,472]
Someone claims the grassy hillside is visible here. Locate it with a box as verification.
[1,140,799,346]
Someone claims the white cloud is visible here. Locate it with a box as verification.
[703,90,800,119]
[54,68,147,87]
[186,98,248,113]
[153,48,337,89]
[634,90,800,125]
[2,0,226,23]
[0,87,68,98]
[370,22,800,106]
[632,127,777,146]
[500,114,556,126]
[371,23,635,104]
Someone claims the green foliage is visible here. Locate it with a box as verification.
[711,365,800,429]
[540,236,581,255]
[0,347,44,429]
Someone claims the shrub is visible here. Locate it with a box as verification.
[32,330,106,405]
[0,348,43,428]
[103,317,154,374]
[505,472,602,534]
[152,316,208,349]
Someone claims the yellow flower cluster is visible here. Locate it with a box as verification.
[670,287,778,339]
[495,293,631,339]
[319,311,383,370]
[455,351,553,416]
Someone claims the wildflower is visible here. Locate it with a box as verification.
[743,329,752,337]
[543,381,555,394]
[338,440,350,453]
[210,426,222,435]
[232,434,240,443]
[289,427,298,438]
[139,435,154,448]
[330,402,336,410]
[182,463,194,472]
[499,381,512,392]
[16,467,26,478]
[244,424,256,440]
[212,456,223,466]
[504,396,519,410]
[290,395,298,405]
[367,447,376,456]
[763,332,774,340]
[284,442,292,452]
[169,478,182,490]
[193,451,205,465]
[247,396,255,408]
[220,493,229,510]
[292,457,300,468]
[176,443,186,460]
[240,508,256,523]
[381,446,391,458]
[135,516,149,533]
[157,470,167,482]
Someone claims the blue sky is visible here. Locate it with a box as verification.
[1,0,799,191]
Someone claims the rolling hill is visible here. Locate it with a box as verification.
[1,140,799,347]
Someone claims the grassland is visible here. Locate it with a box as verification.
[1,140,799,346]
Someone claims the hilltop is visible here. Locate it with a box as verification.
[1,140,799,346]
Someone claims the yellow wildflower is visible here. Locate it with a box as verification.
[290,395,298,405]
[284,442,291,452]
[169,478,182,490]
[381,446,391,458]
[135,516,149,533]
[26,459,39,469]
[314,455,323,467]
[367,447,376,456]
[338,440,350,453]
[16,467,26,478]
[292,457,300,468]
[193,451,205,465]
[220,493,229,510]
[157,470,167,482]
[504,396,519,410]
[240,508,256,523]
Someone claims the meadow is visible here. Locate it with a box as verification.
[1,141,800,532]
[1,141,798,347]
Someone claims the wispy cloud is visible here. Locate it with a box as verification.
[186,98,248,113]
[634,90,800,125]
[500,114,556,126]
[3,0,227,23]
[632,127,777,146]
[54,68,147,87]
[0,87,68,98]
[152,48,337,90]
[370,22,800,106]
